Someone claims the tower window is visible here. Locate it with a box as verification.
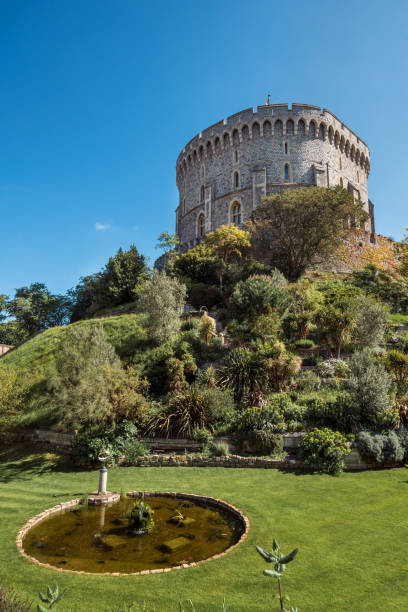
[234,171,239,189]
[339,157,342,170]
[198,213,205,237]
[339,177,344,187]
[284,142,288,154]
[284,164,290,182]
[200,185,205,202]
[232,201,241,226]
[235,150,238,163]
[357,171,360,183]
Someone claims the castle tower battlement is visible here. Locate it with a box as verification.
[175,103,373,251]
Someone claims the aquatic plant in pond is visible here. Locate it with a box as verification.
[128,496,154,534]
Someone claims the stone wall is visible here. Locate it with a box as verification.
[175,102,372,250]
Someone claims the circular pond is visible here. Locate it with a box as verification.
[20,492,248,575]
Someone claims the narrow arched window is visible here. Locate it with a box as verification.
[319,123,325,140]
[339,157,342,170]
[235,150,238,163]
[357,171,360,183]
[286,119,294,135]
[234,171,239,189]
[309,121,316,138]
[232,202,241,226]
[198,213,205,237]
[339,177,343,188]
[284,142,288,154]
[284,164,290,182]
[200,185,205,202]
[263,120,272,137]
[274,119,283,136]
[298,119,305,136]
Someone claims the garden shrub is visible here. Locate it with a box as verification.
[295,339,316,349]
[299,428,350,475]
[230,274,290,323]
[347,349,396,431]
[219,348,266,402]
[295,370,322,392]
[209,440,230,457]
[384,349,408,395]
[147,387,207,438]
[394,332,408,355]
[71,420,139,467]
[137,270,186,345]
[317,358,350,379]
[192,426,213,447]
[106,366,150,425]
[299,391,358,433]
[45,324,123,431]
[180,317,200,332]
[234,404,285,453]
[238,404,285,433]
[121,439,149,465]
[197,386,236,431]
[349,264,408,313]
[352,295,389,350]
[195,365,218,388]
[241,428,284,455]
[261,341,302,392]
[357,430,404,464]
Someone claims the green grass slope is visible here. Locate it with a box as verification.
[1,314,147,429]
[0,448,407,611]
[2,314,147,375]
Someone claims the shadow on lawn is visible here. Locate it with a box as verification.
[0,445,87,484]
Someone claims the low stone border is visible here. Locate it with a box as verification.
[132,454,299,469]
[16,492,249,576]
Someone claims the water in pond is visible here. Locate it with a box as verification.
[23,495,244,573]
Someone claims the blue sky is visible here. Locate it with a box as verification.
[1,0,407,297]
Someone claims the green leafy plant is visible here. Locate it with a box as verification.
[256,539,298,611]
[37,584,67,612]
[129,496,154,532]
[299,427,350,475]
[209,440,230,457]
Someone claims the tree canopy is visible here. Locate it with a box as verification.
[247,186,369,282]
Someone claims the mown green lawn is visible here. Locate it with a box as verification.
[1,448,407,612]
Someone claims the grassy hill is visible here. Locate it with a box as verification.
[2,313,147,375]
[1,314,148,429]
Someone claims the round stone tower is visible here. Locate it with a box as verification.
[175,102,373,251]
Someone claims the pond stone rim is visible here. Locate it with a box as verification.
[16,490,250,576]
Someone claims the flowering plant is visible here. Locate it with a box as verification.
[299,427,350,475]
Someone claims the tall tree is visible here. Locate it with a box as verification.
[5,283,72,337]
[137,271,186,345]
[69,244,149,320]
[203,224,251,290]
[247,186,368,282]
[155,231,181,273]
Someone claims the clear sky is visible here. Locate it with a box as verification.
[1,0,407,297]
